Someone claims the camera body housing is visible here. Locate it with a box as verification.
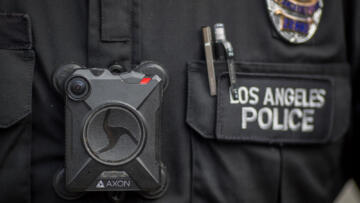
[57,63,167,195]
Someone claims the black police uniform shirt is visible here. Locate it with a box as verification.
[0,0,359,203]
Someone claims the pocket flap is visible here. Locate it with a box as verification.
[0,13,34,128]
[186,61,350,145]
[0,50,34,128]
[0,13,32,50]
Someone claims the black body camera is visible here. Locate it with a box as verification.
[53,62,168,199]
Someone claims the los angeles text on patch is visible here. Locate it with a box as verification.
[230,87,326,132]
[217,74,333,144]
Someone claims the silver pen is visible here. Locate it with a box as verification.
[202,26,217,96]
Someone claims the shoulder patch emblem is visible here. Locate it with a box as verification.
[266,0,323,43]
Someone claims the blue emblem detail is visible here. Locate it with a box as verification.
[277,0,320,16]
[281,15,310,35]
[266,0,323,43]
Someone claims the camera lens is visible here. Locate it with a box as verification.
[70,79,86,95]
[66,77,89,100]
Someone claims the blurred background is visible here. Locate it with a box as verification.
[335,180,360,203]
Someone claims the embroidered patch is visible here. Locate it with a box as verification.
[217,73,333,144]
[266,0,323,43]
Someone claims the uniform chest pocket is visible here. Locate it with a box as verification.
[0,13,34,127]
[187,61,350,144]
[0,49,34,128]
[186,61,351,203]
[0,13,34,203]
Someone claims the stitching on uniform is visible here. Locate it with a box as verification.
[26,115,32,202]
[186,71,214,138]
[136,0,142,63]
[101,38,131,42]
[186,64,215,139]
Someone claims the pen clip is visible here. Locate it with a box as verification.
[214,23,238,100]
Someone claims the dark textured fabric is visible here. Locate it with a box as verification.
[88,0,132,69]
[0,0,357,203]
[345,0,360,187]
[0,49,34,128]
[0,13,34,203]
[101,0,131,42]
[0,13,31,49]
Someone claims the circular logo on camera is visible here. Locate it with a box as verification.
[83,105,145,165]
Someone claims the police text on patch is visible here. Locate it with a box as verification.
[230,86,326,132]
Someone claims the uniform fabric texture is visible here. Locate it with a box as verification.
[0,0,357,203]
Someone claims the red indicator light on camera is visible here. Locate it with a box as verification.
[140,77,151,84]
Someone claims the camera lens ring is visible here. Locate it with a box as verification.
[82,103,147,166]
[66,76,90,101]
